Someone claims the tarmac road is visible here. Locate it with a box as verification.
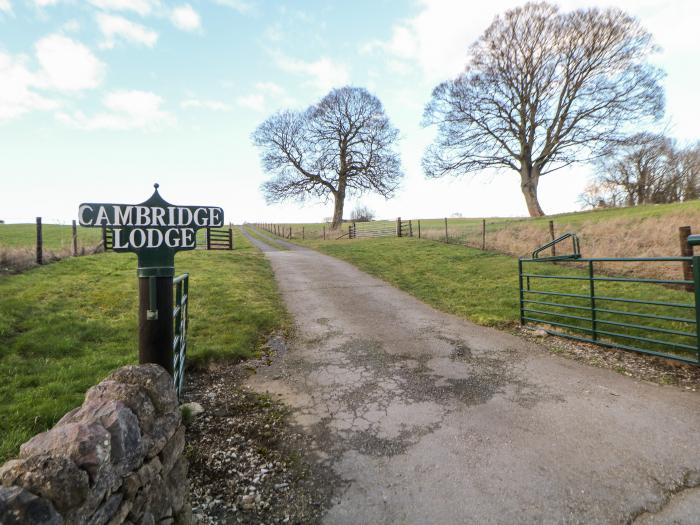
[240,226,700,524]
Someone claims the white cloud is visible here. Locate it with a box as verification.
[236,82,295,112]
[87,0,159,16]
[57,89,172,130]
[0,51,58,122]
[212,0,252,13]
[35,34,105,91]
[0,0,12,14]
[97,13,158,49]
[170,4,200,32]
[360,0,520,82]
[255,81,284,96]
[61,19,80,32]
[274,54,348,92]
[33,0,58,6]
[236,93,265,112]
[181,98,232,111]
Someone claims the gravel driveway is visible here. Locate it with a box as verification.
[241,226,700,524]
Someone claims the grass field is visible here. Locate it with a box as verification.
[299,236,698,363]
[0,229,287,462]
[0,222,102,250]
[0,223,104,273]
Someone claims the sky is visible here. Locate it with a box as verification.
[1,0,699,224]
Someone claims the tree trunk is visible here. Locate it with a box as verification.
[331,193,345,230]
[331,174,347,230]
[520,166,545,217]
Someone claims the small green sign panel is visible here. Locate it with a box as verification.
[79,184,224,276]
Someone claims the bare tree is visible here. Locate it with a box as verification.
[351,204,375,222]
[596,133,672,206]
[253,87,402,229]
[578,179,624,209]
[672,143,700,202]
[423,2,664,216]
[587,135,700,207]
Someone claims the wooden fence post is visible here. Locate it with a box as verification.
[397,217,402,237]
[288,226,291,239]
[302,226,305,240]
[481,219,486,250]
[72,219,78,256]
[228,227,233,250]
[206,227,211,250]
[549,220,556,256]
[36,217,43,264]
[418,219,421,239]
[444,217,448,243]
[408,220,413,237]
[680,226,693,291]
[323,226,326,240]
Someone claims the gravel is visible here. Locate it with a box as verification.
[515,326,700,391]
[182,342,340,525]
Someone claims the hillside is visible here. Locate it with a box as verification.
[261,201,700,281]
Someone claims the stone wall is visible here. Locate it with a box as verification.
[0,364,192,525]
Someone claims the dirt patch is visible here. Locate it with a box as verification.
[183,341,341,525]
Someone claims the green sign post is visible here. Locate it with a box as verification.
[79,184,224,374]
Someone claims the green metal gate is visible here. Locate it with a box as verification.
[519,234,700,365]
[173,273,189,397]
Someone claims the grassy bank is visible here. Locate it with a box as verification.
[0,229,287,462]
[302,236,697,361]
[261,200,700,281]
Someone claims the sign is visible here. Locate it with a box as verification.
[79,184,224,276]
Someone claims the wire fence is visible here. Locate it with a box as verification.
[0,218,104,273]
[254,214,700,283]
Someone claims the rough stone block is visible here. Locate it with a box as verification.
[61,399,144,474]
[84,381,157,436]
[166,456,188,514]
[106,499,132,525]
[0,486,63,525]
[147,412,180,458]
[159,427,185,475]
[88,493,123,525]
[20,422,111,482]
[0,454,89,513]
[173,502,193,525]
[107,365,177,415]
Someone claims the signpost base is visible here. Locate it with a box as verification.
[138,275,174,375]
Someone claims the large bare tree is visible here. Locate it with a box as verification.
[253,86,402,229]
[423,2,664,216]
[582,135,700,207]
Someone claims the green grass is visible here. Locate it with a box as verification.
[0,228,287,462]
[303,237,698,362]
[0,223,102,251]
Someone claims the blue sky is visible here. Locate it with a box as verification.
[1,0,699,224]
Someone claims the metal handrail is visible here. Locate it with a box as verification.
[530,232,581,260]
